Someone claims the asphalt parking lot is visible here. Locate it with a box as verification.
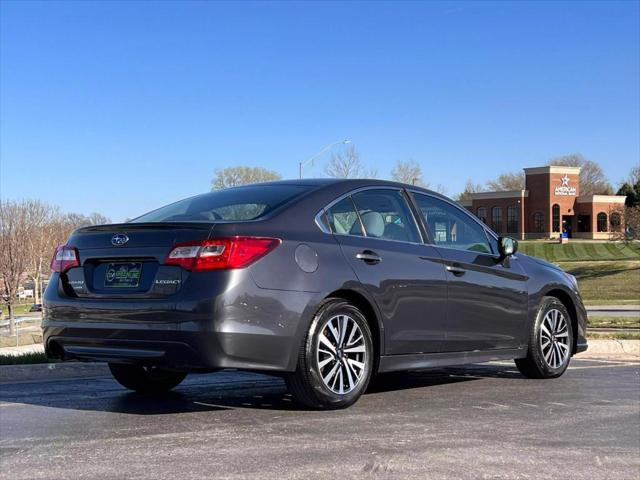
[0,358,638,480]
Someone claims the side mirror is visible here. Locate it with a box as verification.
[498,236,518,259]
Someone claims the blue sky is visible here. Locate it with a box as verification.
[1,0,638,222]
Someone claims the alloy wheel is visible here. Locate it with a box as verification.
[316,314,367,394]
[540,308,570,369]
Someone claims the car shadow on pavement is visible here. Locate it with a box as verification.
[0,364,523,415]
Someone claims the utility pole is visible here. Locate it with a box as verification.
[299,139,352,179]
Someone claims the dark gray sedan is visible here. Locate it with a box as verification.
[43,180,587,409]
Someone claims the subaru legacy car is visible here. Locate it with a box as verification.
[43,180,587,409]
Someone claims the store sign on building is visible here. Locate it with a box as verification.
[554,175,576,196]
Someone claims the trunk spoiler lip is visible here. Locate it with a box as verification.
[74,222,216,233]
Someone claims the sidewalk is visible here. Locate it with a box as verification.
[586,305,640,317]
[0,343,44,356]
[586,305,640,311]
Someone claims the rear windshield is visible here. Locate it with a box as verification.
[131,185,309,223]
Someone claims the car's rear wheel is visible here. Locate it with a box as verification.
[286,298,374,409]
[515,296,573,379]
[108,364,187,393]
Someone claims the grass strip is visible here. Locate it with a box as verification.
[587,332,640,340]
[0,351,52,365]
[587,316,640,329]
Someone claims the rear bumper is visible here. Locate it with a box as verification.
[44,322,223,371]
[43,312,310,373]
[42,279,321,373]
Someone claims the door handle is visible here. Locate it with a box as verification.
[356,251,382,264]
[446,265,466,276]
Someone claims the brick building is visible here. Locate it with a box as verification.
[460,165,626,240]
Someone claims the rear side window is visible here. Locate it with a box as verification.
[326,198,363,236]
[351,189,421,243]
[413,193,492,254]
[132,185,309,223]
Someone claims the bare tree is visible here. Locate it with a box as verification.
[486,171,525,191]
[87,212,111,225]
[28,206,106,304]
[0,200,32,334]
[610,206,640,245]
[457,180,485,201]
[212,166,281,190]
[433,184,448,195]
[391,160,428,187]
[325,146,363,178]
[627,165,640,185]
[548,154,613,195]
[23,201,60,306]
[60,212,111,229]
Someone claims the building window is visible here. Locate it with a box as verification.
[491,207,502,233]
[552,204,560,233]
[507,205,518,234]
[597,212,608,232]
[533,212,545,233]
[610,212,622,232]
[477,207,487,224]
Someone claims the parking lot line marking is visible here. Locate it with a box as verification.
[569,364,639,370]
[573,358,639,365]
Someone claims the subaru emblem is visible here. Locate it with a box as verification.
[111,233,129,246]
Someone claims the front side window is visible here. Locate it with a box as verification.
[132,185,309,223]
[413,193,492,254]
[326,197,363,236]
[351,190,420,243]
[597,212,608,232]
[491,207,503,233]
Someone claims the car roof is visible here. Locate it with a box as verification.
[253,178,445,198]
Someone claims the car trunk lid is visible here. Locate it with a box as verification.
[62,222,214,298]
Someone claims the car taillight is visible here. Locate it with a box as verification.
[165,237,281,271]
[50,245,80,273]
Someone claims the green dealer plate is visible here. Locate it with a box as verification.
[104,262,142,288]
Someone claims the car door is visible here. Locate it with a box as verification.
[410,192,529,352]
[324,188,448,355]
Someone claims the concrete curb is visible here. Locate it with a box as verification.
[0,339,637,384]
[576,339,640,360]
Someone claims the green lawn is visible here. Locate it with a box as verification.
[559,261,640,305]
[518,241,640,262]
[1,303,38,316]
[517,242,640,304]
[587,316,640,329]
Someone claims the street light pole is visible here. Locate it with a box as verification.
[299,139,351,179]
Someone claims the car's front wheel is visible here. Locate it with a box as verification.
[109,364,187,393]
[286,298,375,409]
[516,296,574,379]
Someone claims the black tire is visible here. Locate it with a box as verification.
[108,364,187,393]
[515,296,574,379]
[286,298,375,409]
